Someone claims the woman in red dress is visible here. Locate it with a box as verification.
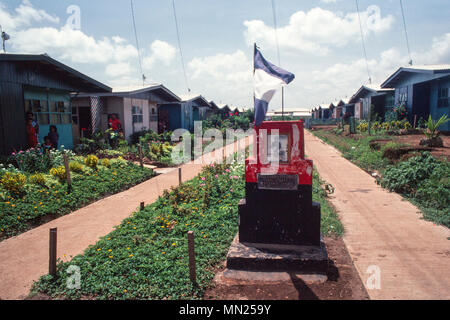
[26,118,38,148]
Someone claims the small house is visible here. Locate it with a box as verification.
[349,84,394,120]
[72,84,180,142]
[0,53,111,155]
[159,94,211,132]
[381,65,450,131]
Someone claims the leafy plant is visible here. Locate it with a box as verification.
[69,162,85,174]
[85,155,99,169]
[50,166,66,182]
[28,173,47,186]
[0,172,26,194]
[424,114,449,140]
[101,159,111,168]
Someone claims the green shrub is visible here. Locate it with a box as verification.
[380,153,441,194]
[0,172,26,194]
[50,166,66,182]
[101,159,111,168]
[69,162,85,174]
[28,173,46,186]
[85,155,99,169]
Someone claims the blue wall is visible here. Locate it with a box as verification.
[430,77,450,131]
[392,72,450,125]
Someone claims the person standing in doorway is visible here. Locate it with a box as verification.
[26,112,39,145]
[26,118,38,149]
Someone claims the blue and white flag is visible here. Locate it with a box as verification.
[254,44,295,126]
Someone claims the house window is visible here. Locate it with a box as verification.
[397,87,408,106]
[438,87,449,108]
[25,99,71,125]
[132,106,143,123]
[149,107,158,122]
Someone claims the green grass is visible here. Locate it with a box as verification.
[312,129,391,171]
[313,171,344,237]
[31,160,342,300]
[0,159,154,240]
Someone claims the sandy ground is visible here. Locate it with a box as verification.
[304,130,450,300]
[0,138,249,300]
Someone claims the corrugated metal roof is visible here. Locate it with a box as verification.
[0,52,111,92]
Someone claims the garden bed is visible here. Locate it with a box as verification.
[30,160,343,300]
[0,156,154,240]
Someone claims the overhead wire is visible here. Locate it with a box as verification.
[130,0,146,86]
[172,0,191,93]
[399,0,413,65]
[355,0,372,84]
[270,0,285,117]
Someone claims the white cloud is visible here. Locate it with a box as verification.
[321,0,339,3]
[105,62,134,78]
[413,33,450,65]
[0,0,59,31]
[188,50,253,105]
[143,40,176,70]
[12,26,139,64]
[244,5,394,55]
[309,32,450,106]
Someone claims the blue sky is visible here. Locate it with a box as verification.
[1,0,449,109]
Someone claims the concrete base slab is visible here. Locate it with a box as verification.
[220,269,327,284]
[226,235,329,274]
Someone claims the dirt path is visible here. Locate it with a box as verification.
[305,130,450,300]
[0,138,249,300]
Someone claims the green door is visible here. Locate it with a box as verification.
[24,88,74,150]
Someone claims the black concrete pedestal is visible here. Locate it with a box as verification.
[226,235,329,274]
[239,183,322,246]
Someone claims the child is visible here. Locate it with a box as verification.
[43,136,53,153]
[48,125,59,149]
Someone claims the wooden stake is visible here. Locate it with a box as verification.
[223,147,226,164]
[140,202,145,211]
[178,167,182,186]
[49,228,57,277]
[138,145,143,169]
[63,155,72,193]
[187,231,196,286]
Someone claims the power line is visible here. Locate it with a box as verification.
[130,0,146,86]
[271,0,281,66]
[172,0,191,93]
[270,0,285,117]
[355,0,372,84]
[399,0,413,65]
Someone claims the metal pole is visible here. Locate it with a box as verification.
[178,167,182,186]
[282,87,285,120]
[187,231,196,286]
[49,228,57,277]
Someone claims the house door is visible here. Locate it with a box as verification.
[24,88,74,149]
[413,83,431,122]
[158,109,170,134]
[78,106,92,139]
